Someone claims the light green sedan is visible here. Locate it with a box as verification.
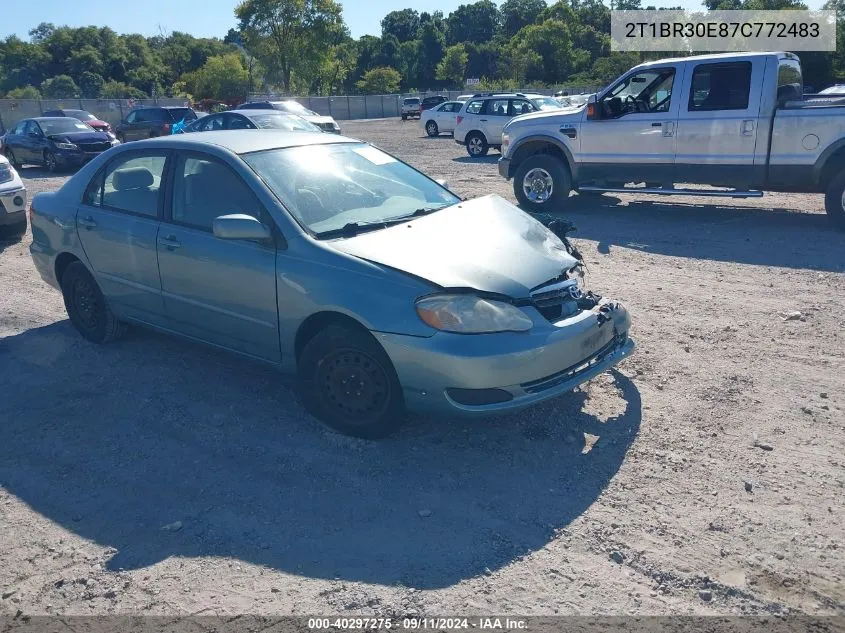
[29,131,633,438]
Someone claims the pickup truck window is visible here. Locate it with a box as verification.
[688,62,751,112]
[600,68,674,119]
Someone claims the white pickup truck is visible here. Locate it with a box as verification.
[498,51,845,228]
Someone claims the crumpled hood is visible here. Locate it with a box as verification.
[328,194,578,298]
[48,130,111,144]
[304,114,338,127]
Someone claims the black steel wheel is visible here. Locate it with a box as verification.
[60,261,126,343]
[298,324,405,438]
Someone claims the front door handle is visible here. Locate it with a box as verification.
[741,119,755,136]
[480,119,488,122]
[78,216,97,230]
[651,122,662,127]
[158,235,182,250]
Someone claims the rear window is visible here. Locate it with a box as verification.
[688,62,752,111]
[166,108,196,122]
[404,98,420,105]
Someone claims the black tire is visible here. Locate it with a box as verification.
[465,132,488,158]
[5,147,21,168]
[513,154,572,212]
[401,114,408,121]
[60,261,127,344]
[425,120,439,137]
[43,150,58,173]
[298,324,405,439]
[824,169,845,229]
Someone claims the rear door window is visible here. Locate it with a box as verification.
[688,62,752,111]
[94,152,169,217]
[465,99,484,114]
[485,99,510,116]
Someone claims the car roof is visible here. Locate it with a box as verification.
[228,109,295,116]
[633,51,792,70]
[32,117,79,122]
[125,130,355,154]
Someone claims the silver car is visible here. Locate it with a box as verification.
[29,131,634,438]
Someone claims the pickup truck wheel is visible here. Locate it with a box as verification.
[60,261,127,344]
[514,154,571,211]
[466,133,489,158]
[824,170,845,229]
[298,325,405,439]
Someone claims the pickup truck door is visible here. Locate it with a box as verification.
[579,65,682,184]
[674,59,763,188]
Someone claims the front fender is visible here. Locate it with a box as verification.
[507,134,577,179]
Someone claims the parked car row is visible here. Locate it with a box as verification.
[3,117,120,172]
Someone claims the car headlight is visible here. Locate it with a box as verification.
[416,294,533,334]
[110,138,121,145]
[54,142,78,150]
[0,163,13,184]
[501,132,510,156]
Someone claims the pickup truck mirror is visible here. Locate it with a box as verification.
[777,83,801,104]
[586,95,600,120]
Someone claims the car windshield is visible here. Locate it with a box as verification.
[278,102,317,116]
[167,107,195,121]
[249,113,320,132]
[67,110,97,121]
[531,96,563,111]
[39,119,94,135]
[243,142,461,238]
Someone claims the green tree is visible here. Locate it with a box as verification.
[436,44,468,85]
[78,71,105,98]
[500,0,547,37]
[41,74,79,98]
[183,53,250,100]
[418,21,445,86]
[6,85,41,99]
[465,41,500,79]
[236,0,346,92]
[381,9,421,41]
[100,79,146,99]
[446,1,501,44]
[512,20,577,83]
[356,66,401,93]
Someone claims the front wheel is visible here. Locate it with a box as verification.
[466,132,489,158]
[425,120,439,137]
[60,261,127,344]
[513,154,572,212]
[298,325,405,439]
[44,150,58,173]
[824,169,845,229]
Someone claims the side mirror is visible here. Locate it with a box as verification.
[213,214,271,240]
[586,95,599,120]
[436,178,450,189]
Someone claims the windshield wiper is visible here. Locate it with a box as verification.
[314,207,448,240]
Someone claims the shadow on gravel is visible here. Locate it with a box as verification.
[452,155,500,164]
[0,320,641,589]
[532,193,845,272]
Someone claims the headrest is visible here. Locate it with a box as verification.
[113,167,154,190]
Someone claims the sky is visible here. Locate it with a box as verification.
[0,0,826,42]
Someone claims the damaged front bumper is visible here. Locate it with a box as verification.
[0,182,27,228]
[375,300,634,416]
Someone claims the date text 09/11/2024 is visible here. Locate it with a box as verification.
[306,617,529,630]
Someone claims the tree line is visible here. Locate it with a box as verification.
[1,0,843,103]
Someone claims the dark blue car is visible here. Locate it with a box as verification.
[3,117,118,173]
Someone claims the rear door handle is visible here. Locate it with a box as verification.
[158,235,181,250]
[78,216,97,230]
[480,119,488,122]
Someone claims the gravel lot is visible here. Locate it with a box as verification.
[1,117,844,617]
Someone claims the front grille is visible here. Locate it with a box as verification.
[77,142,111,153]
[529,277,582,322]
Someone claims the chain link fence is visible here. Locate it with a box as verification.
[0,98,188,133]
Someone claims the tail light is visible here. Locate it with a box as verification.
[162,123,172,133]
[456,116,464,125]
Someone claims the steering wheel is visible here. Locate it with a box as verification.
[624,95,638,111]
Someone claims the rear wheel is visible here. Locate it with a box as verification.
[466,132,488,158]
[513,154,572,212]
[824,169,845,229]
[60,261,127,344]
[298,325,405,439]
[425,120,439,137]
[5,147,20,168]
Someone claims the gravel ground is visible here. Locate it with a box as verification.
[1,117,844,617]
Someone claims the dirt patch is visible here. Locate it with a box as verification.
[0,119,843,616]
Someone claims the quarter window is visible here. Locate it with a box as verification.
[688,62,752,111]
[90,152,168,217]
[171,155,264,231]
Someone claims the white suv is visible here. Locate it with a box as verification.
[454,93,562,158]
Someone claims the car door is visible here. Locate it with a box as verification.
[674,59,762,188]
[7,122,29,161]
[121,110,140,141]
[579,65,682,184]
[75,150,168,322]
[437,102,460,131]
[24,121,48,163]
[156,151,280,362]
[481,98,511,146]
